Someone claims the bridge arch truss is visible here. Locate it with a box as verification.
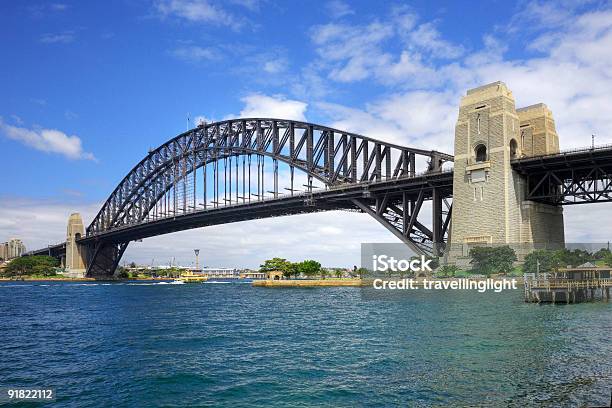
[82,118,453,277]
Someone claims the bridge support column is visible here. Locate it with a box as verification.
[65,213,87,278]
[446,81,564,268]
[432,188,443,256]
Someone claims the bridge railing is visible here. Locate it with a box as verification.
[513,143,612,161]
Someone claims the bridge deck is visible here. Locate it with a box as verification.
[79,170,454,244]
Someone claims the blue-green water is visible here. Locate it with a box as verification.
[0,281,610,407]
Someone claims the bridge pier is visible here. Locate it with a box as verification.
[65,213,87,278]
[446,82,564,267]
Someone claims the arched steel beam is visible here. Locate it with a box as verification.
[87,118,453,236]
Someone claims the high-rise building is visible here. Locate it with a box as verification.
[0,242,8,261]
[0,238,26,261]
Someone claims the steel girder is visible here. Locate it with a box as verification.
[352,187,453,256]
[523,165,612,204]
[512,146,612,205]
[81,119,453,277]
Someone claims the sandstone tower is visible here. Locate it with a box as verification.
[447,82,564,267]
[65,213,87,277]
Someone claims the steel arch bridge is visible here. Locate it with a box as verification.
[78,118,454,277]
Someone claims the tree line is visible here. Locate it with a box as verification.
[437,246,612,277]
[259,257,349,279]
[1,256,60,277]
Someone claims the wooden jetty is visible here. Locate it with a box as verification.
[524,263,611,303]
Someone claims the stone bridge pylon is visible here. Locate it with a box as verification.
[445,81,565,267]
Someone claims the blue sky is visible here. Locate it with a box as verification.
[1,0,612,267]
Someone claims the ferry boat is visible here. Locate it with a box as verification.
[177,271,207,283]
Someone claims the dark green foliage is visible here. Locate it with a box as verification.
[555,248,592,268]
[295,260,322,278]
[523,250,561,274]
[593,248,611,260]
[436,264,460,277]
[356,267,369,279]
[469,246,517,275]
[116,267,129,279]
[3,256,59,277]
[259,258,322,278]
[259,257,292,273]
[604,252,612,267]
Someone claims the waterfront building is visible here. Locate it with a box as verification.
[240,270,267,280]
[0,238,26,261]
[524,262,611,303]
[197,267,241,279]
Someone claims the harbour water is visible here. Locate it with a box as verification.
[0,281,610,407]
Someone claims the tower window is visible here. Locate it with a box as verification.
[477,114,481,134]
[474,144,487,162]
[510,139,519,158]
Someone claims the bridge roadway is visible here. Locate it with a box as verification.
[511,144,612,204]
[78,170,454,246]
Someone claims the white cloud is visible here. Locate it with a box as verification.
[64,110,78,120]
[309,4,612,150]
[10,115,23,125]
[170,45,219,62]
[238,94,308,121]
[0,118,96,161]
[155,0,240,27]
[40,32,75,44]
[326,0,354,19]
[407,23,464,59]
[311,21,394,82]
[0,199,100,252]
[50,3,68,11]
[263,60,286,74]
[228,0,260,11]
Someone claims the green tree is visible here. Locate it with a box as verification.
[3,256,59,277]
[523,250,561,275]
[284,262,299,279]
[469,246,517,276]
[260,258,292,273]
[116,267,129,279]
[604,252,612,267]
[356,267,369,279]
[593,248,611,260]
[555,248,592,267]
[436,264,460,277]
[296,260,321,278]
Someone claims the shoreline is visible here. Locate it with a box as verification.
[252,276,524,288]
[0,277,173,282]
[0,276,525,284]
[253,278,365,287]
